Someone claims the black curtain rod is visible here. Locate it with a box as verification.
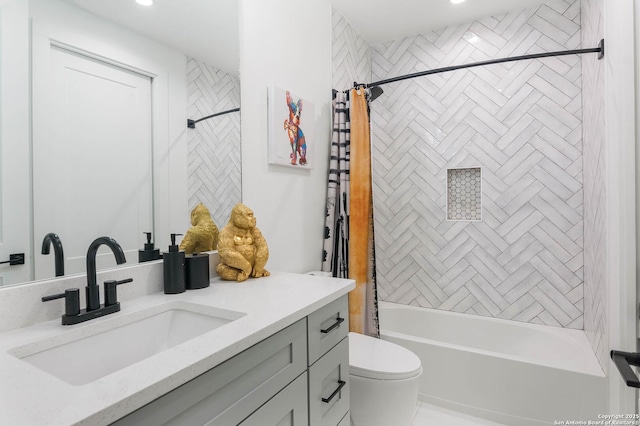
[356,39,604,89]
[187,107,240,129]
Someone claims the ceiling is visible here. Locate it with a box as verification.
[59,0,552,76]
[59,0,239,76]
[331,0,550,43]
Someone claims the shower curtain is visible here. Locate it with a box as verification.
[322,88,379,338]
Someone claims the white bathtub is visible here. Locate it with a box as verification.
[379,302,607,426]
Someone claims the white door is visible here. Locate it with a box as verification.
[33,42,153,279]
[0,1,31,286]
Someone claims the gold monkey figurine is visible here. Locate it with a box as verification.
[179,203,219,254]
[217,203,270,282]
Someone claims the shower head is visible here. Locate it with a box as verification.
[369,85,384,102]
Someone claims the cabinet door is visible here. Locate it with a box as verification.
[308,338,349,426]
[239,373,308,426]
[112,319,307,426]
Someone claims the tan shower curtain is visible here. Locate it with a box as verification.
[322,88,378,337]
[348,88,377,336]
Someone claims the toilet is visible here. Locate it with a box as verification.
[348,332,422,426]
[305,272,422,425]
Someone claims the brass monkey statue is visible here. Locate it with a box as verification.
[179,203,219,254]
[217,203,270,282]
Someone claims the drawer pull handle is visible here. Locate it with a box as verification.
[322,380,346,403]
[321,316,344,334]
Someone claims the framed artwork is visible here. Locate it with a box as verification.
[268,86,314,168]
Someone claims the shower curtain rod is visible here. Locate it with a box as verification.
[352,39,604,90]
[187,107,240,129]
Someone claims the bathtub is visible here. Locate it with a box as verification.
[379,302,607,426]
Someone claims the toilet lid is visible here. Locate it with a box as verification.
[349,332,422,380]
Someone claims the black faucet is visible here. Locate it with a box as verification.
[42,236,132,325]
[86,237,126,311]
[41,233,65,277]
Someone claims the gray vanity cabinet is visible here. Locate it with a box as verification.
[307,296,350,426]
[239,373,309,426]
[112,318,307,426]
[111,295,350,426]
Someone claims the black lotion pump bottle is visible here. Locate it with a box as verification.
[139,232,161,262]
[163,233,185,294]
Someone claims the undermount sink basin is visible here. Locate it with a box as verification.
[10,301,245,385]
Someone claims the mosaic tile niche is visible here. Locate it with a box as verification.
[447,167,482,221]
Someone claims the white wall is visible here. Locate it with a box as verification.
[239,0,332,273]
[603,0,637,415]
[0,0,31,285]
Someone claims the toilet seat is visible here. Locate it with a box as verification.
[349,332,422,380]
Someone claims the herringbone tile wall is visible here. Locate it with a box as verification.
[581,0,606,370]
[369,1,585,328]
[332,7,371,92]
[187,58,241,230]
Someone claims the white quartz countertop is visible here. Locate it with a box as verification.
[0,272,354,426]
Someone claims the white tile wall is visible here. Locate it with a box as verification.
[581,0,607,371]
[187,58,241,228]
[369,1,585,328]
[332,7,372,91]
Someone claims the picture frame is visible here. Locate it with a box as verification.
[268,86,314,168]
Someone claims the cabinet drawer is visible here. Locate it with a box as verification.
[308,337,349,426]
[307,295,348,365]
[239,372,308,426]
[112,319,307,426]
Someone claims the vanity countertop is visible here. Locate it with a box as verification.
[0,272,354,426]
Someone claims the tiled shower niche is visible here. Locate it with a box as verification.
[447,167,481,221]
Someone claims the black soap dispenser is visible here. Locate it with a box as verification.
[139,232,161,262]
[163,233,185,294]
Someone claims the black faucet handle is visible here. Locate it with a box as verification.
[104,278,133,307]
[42,288,81,317]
